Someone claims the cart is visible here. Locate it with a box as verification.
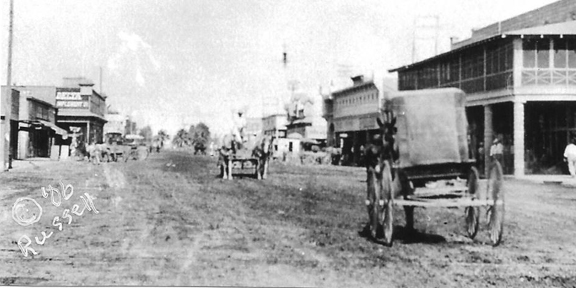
[219,148,260,179]
[370,88,504,247]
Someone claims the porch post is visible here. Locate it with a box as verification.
[87,121,91,144]
[514,101,525,177]
[484,104,493,176]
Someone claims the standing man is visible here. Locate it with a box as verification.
[490,138,504,165]
[232,108,247,149]
[564,138,576,177]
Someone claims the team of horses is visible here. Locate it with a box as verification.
[78,142,146,164]
[217,134,274,180]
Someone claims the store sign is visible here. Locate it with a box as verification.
[359,116,377,130]
[56,101,88,108]
[334,118,356,132]
[56,92,81,100]
[335,113,380,132]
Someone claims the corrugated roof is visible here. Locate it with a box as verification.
[505,20,576,36]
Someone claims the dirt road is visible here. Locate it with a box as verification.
[1,150,576,287]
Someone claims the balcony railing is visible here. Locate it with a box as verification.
[522,69,576,86]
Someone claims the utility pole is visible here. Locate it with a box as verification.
[2,0,14,171]
[412,15,440,63]
[99,66,103,94]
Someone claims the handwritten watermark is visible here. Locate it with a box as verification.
[11,181,99,257]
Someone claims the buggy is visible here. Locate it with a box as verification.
[368,88,504,246]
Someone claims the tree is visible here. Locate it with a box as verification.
[156,129,170,147]
[139,125,153,142]
[191,122,211,146]
[172,129,191,148]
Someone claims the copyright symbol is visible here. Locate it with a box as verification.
[12,197,43,226]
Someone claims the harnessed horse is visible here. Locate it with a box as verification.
[251,135,274,180]
[364,100,414,241]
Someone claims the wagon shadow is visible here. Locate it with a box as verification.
[358,224,446,245]
[393,226,446,244]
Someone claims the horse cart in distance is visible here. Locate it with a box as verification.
[367,88,504,247]
[218,135,273,180]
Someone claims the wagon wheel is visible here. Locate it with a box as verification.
[486,160,505,246]
[465,166,480,239]
[367,168,380,240]
[381,160,394,246]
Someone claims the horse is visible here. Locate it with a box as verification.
[364,102,413,242]
[217,134,236,180]
[251,135,274,180]
[86,142,101,164]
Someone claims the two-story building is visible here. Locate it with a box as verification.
[389,0,576,176]
[323,76,397,166]
[262,113,288,139]
[56,78,107,146]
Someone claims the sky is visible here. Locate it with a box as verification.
[0,0,558,137]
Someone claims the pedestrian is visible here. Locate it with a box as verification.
[70,136,78,159]
[490,138,503,164]
[563,138,576,177]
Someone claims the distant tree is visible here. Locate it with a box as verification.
[172,129,191,148]
[191,122,211,146]
[139,125,153,142]
[157,129,170,147]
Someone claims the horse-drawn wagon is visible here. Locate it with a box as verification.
[218,134,273,180]
[366,88,504,246]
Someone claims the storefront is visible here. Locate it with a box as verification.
[6,86,68,159]
[56,83,107,150]
[323,76,396,166]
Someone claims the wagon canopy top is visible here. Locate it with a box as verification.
[389,88,471,168]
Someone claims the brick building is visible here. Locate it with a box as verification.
[389,0,576,176]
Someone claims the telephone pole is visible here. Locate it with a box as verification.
[2,0,15,171]
[412,15,440,63]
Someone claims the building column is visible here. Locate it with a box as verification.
[86,122,91,144]
[484,104,493,176]
[514,101,525,177]
[352,131,358,165]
